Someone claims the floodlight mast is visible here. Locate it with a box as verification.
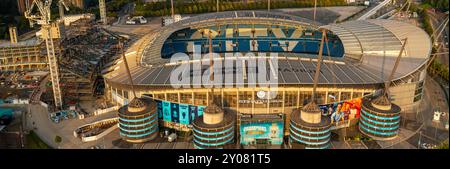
[384,38,408,97]
[310,29,327,103]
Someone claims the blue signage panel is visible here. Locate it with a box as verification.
[156,100,205,126]
[179,104,190,125]
[171,103,179,123]
[162,101,172,122]
[240,121,284,145]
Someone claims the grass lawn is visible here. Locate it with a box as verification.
[26,130,51,149]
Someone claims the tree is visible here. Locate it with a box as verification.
[54,135,62,149]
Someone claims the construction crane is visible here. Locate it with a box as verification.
[58,0,69,22]
[24,0,63,109]
[99,0,107,25]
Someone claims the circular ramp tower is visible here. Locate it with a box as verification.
[192,103,235,149]
[289,102,331,149]
[118,97,159,143]
[359,94,401,140]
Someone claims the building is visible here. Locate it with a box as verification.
[192,101,235,149]
[118,97,159,143]
[0,38,47,72]
[103,11,432,146]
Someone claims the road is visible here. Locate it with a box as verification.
[114,2,136,26]
[357,0,392,20]
[428,10,449,66]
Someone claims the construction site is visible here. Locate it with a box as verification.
[0,0,120,112]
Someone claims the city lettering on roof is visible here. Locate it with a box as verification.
[169,45,279,92]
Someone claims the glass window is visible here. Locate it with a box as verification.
[352,92,362,99]
[285,91,298,107]
[327,91,338,103]
[299,91,312,107]
[340,92,351,101]
[239,91,253,108]
[194,92,207,106]
[123,90,129,99]
[180,93,192,104]
[414,94,422,102]
[223,92,237,108]
[167,93,178,103]
[269,91,282,108]
[316,92,326,105]
[153,94,164,100]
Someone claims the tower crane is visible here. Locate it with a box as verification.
[24,0,63,109]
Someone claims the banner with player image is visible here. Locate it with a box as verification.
[239,114,284,145]
[156,100,205,126]
[319,98,362,125]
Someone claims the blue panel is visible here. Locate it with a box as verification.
[157,101,162,119]
[189,105,197,124]
[179,104,190,125]
[171,103,179,123]
[162,101,172,122]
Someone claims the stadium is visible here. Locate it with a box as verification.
[103,11,431,147]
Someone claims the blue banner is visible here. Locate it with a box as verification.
[157,100,205,125]
[162,101,172,122]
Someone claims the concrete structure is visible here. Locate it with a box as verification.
[289,102,331,149]
[118,97,159,143]
[0,38,47,72]
[73,117,119,142]
[63,13,95,26]
[359,95,401,140]
[193,101,235,149]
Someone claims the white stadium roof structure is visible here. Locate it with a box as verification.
[105,11,432,89]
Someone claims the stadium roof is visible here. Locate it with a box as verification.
[105,11,432,87]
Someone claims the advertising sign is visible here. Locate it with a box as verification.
[240,114,284,145]
[156,100,206,127]
[319,98,362,124]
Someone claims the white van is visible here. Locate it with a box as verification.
[168,133,177,142]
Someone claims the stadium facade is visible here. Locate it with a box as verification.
[103,11,431,146]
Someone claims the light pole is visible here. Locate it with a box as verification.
[268,0,270,11]
[418,131,422,149]
[313,0,317,23]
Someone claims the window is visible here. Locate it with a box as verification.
[340,92,351,101]
[167,93,178,103]
[123,90,129,99]
[223,92,237,108]
[316,92,326,105]
[285,91,298,107]
[239,91,252,108]
[299,91,312,107]
[352,92,362,99]
[180,93,192,104]
[327,91,338,103]
[194,93,207,106]
[414,95,422,102]
[269,91,282,108]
